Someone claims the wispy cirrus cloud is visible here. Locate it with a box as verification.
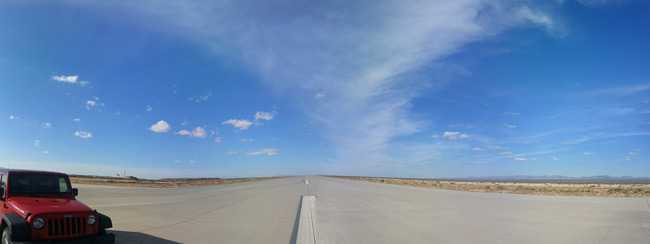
[503,123,517,129]
[247,148,278,156]
[587,84,650,97]
[443,131,469,140]
[504,111,520,116]
[188,91,212,103]
[89,0,562,174]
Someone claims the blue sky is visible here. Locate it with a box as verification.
[1,0,649,179]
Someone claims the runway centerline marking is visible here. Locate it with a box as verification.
[297,196,317,244]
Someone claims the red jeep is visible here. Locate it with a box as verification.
[0,170,115,244]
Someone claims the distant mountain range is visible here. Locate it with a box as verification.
[451,175,650,183]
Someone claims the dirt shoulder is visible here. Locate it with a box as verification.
[70,175,282,188]
[326,175,650,197]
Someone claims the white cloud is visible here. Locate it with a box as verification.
[86,100,96,110]
[176,127,206,138]
[181,119,189,126]
[552,156,559,161]
[515,6,557,34]
[42,151,49,154]
[247,148,278,156]
[583,152,596,155]
[214,137,222,143]
[589,84,650,97]
[42,122,52,129]
[254,111,275,124]
[471,147,484,151]
[503,123,517,129]
[149,120,172,133]
[147,105,152,112]
[9,115,18,120]
[85,97,103,110]
[575,0,629,7]
[189,91,212,103]
[73,118,81,122]
[315,92,326,98]
[488,145,508,150]
[227,150,240,155]
[189,160,196,163]
[52,75,89,87]
[431,133,440,138]
[222,119,253,131]
[448,123,473,129]
[34,140,40,147]
[442,131,469,140]
[514,157,527,161]
[191,127,206,138]
[174,160,181,163]
[51,75,78,83]
[74,131,92,139]
[500,151,513,155]
[628,152,636,156]
[504,111,520,116]
[616,156,632,162]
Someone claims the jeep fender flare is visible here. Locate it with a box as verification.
[97,212,113,230]
[1,212,30,241]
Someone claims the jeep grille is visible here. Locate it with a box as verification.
[46,216,87,237]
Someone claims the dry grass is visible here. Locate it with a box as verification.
[326,176,650,197]
[69,175,282,188]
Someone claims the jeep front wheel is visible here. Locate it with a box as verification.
[1,227,12,244]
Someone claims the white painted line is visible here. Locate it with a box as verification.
[305,180,310,184]
[297,196,316,244]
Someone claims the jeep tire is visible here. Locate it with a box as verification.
[1,227,12,244]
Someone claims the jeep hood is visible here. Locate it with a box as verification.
[8,197,93,217]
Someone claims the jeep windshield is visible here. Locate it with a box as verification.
[8,173,72,195]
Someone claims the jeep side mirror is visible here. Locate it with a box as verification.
[72,188,78,196]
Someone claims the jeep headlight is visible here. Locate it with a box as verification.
[88,215,96,225]
[33,218,45,229]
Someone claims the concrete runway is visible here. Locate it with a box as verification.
[75,176,650,244]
